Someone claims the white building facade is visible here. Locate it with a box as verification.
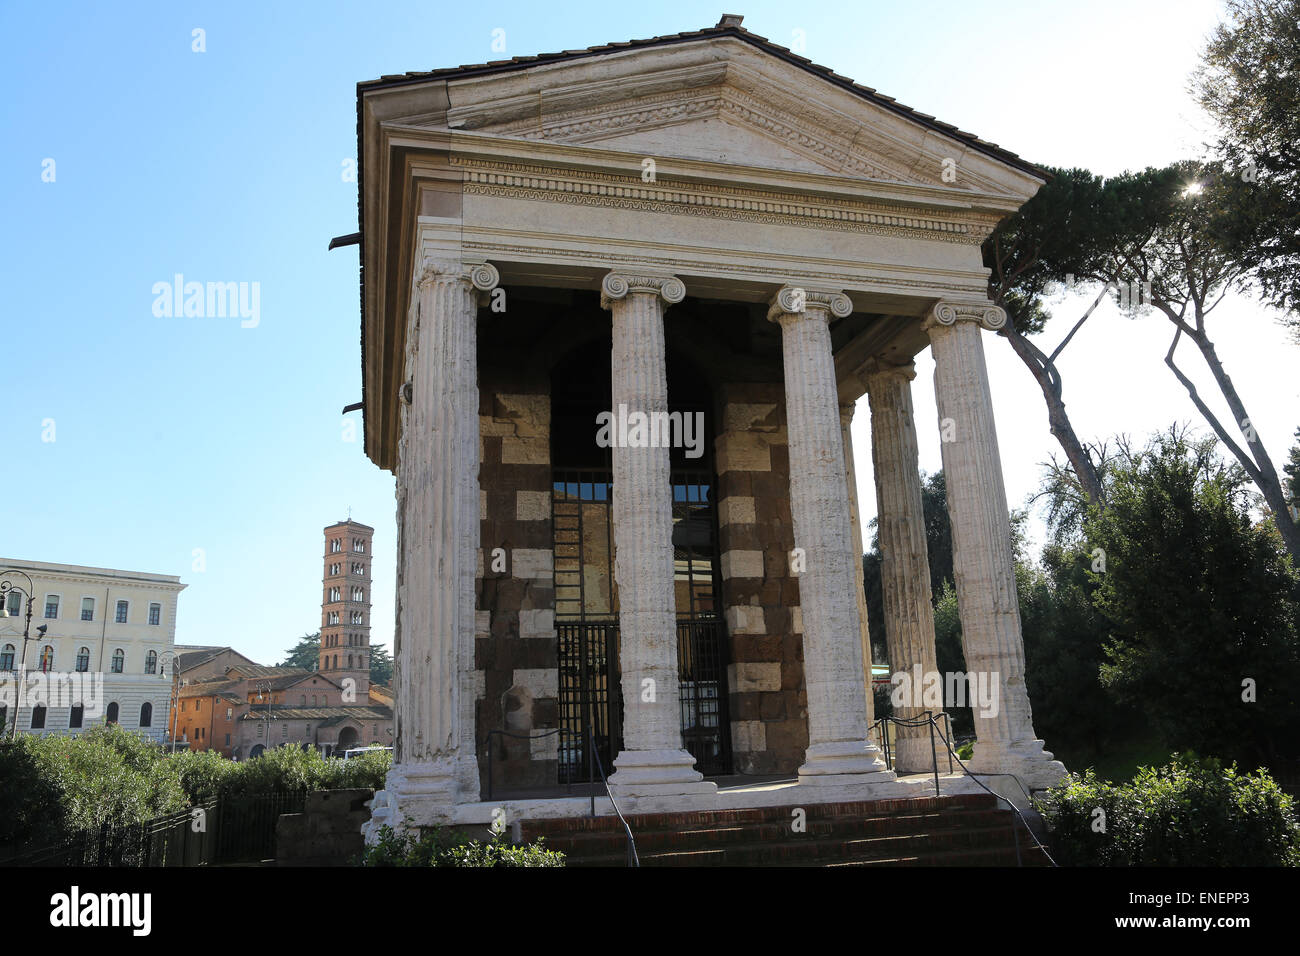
[0,560,185,742]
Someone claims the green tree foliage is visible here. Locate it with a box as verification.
[1084,429,1300,765]
[0,725,188,847]
[1018,544,1140,763]
[368,643,394,687]
[1195,0,1300,325]
[280,631,394,687]
[170,743,391,802]
[863,470,953,665]
[1042,755,1300,866]
[279,632,320,671]
[983,167,1117,505]
[1284,427,1300,513]
[0,728,392,850]
[1068,161,1300,563]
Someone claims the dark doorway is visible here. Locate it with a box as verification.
[551,338,732,780]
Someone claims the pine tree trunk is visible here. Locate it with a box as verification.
[1002,324,1106,508]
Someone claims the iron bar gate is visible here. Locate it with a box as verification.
[552,468,731,781]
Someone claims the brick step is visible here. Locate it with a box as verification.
[825,845,1053,867]
[565,823,1036,867]
[520,793,999,839]
[535,808,1013,855]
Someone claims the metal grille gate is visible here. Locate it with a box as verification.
[552,469,731,781]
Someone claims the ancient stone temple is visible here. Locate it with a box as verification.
[350,16,1066,838]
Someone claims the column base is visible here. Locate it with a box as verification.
[361,759,460,844]
[798,740,894,786]
[967,739,1068,793]
[892,734,951,776]
[607,748,718,798]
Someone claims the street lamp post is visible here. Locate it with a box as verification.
[256,680,272,755]
[160,650,181,753]
[1,568,39,743]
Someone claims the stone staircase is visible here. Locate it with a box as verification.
[518,793,1049,867]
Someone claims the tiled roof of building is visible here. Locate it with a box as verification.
[178,679,244,699]
[175,646,253,673]
[238,705,393,722]
[225,663,306,679]
[222,664,335,691]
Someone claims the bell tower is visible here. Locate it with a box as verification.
[320,519,374,699]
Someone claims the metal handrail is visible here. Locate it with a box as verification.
[480,726,639,866]
[868,710,955,793]
[922,716,1058,868]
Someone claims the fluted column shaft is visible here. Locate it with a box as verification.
[601,272,712,796]
[865,361,944,772]
[925,302,1064,789]
[384,258,497,824]
[838,403,875,730]
[769,287,890,784]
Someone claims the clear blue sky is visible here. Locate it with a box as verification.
[4,0,1294,666]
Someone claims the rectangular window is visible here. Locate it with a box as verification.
[80,597,95,621]
[5,592,20,617]
[225,734,230,746]
[44,595,59,619]
[148,603,161,625]
[195,699,201,711]
[115,600,128,623]
[226,707,233,720]
[257,724,263,737]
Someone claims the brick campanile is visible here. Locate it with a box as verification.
[320,519,374,699]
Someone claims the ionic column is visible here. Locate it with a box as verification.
[368,257,498,837]
[601,272,714,798]
[863,360,945,774]
[838,403,875,731]
[768,286,892,786]
[924,302,1065,790]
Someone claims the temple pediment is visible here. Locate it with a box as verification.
[391,36,1040,197]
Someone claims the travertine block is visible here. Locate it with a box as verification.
[721,549,764,580]
[718,495,756,526]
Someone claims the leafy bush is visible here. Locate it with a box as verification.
[169,744,390,802]
[361,823,564,867]
[1041,754,1300,866]
[0,725,187,847]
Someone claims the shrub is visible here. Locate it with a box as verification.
[0,726,187,847]
[360,823,564,867]
[1040,754,1300,866]
[168,744,391,803]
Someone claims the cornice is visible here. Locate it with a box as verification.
[448,234,986,300]
[452,154,999,245]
